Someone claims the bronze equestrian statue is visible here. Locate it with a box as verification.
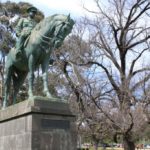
[3,13,75,108]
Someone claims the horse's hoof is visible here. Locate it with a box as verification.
[46,93,56,99]
[46,93,52,98]
[12,101,16,105]
[2,103,6,110]
[28,95,34,100]
[2,107,6,110]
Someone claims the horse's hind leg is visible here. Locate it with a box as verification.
[28,54,35,98]
[12,71,27,104]
[41,59,52,98]
[3,67,12,108]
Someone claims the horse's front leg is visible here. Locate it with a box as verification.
[28,54,35,98]
[41,60,52,98]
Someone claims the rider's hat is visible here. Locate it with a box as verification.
[27,6,37,13]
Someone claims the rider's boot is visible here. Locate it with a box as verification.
[15,44,22,60]
[15,36,24,60]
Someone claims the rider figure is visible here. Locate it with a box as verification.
[15,6,37,59]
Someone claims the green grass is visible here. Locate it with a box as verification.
[89,148,123,150]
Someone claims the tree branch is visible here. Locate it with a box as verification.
[131,74,150,92]
[77,61,121,94]
[62,61,85,111]
[128,48,148,79]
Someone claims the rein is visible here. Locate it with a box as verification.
[38,21,66,51]
[39,33,52,53]
[39,33,52,45]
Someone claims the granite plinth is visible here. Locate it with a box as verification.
[0,99,77,150]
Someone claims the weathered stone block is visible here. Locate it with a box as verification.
[0,99,77,150]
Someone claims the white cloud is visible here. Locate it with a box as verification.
[1,0,98,17]
[34,0,87,16]
[38,0,81,10]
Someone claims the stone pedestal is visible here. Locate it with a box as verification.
[0,98,77,150]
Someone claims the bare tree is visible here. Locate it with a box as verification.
[51,1,150,150]
[78,0,150,149]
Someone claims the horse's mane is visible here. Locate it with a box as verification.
[33,14,70,31]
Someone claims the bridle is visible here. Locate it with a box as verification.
[39,21,69,52]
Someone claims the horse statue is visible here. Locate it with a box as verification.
[3,14,75,108]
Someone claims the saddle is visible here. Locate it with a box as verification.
[11,35,31,60]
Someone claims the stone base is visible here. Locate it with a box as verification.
[0,99,77,150]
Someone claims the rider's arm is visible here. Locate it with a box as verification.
[15,18,24,37]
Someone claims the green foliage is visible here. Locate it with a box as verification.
[0,1,44,54]
[0,1,44,22]
[0,31,15,53]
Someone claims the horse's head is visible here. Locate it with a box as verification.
[51,14,75,48]
[33,14,74,49]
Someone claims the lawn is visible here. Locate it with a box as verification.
[89,148,123,150]
[89,148,150,150]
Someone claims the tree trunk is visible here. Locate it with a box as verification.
[93,143,98,150]
[91,134,99,150]
[123,135,135,150]
[92,139,99,150]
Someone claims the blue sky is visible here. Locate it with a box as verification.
[1,0,97,18]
